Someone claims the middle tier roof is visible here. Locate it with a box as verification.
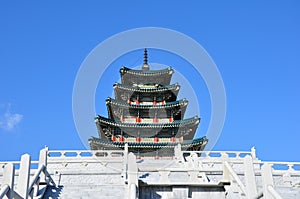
[106,97,188,121]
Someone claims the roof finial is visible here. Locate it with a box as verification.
[144,48,148,65]
[142,48,150,70]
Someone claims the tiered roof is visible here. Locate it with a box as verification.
[89,49,207,154]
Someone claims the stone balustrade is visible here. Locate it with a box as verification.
[1,146,300,198]
[47,150,125,159]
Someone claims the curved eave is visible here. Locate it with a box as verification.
[89,136,208,149]
[120,66,174,76]
[106,97,188,109]
[113,83,180,93]
[95,115,200,128]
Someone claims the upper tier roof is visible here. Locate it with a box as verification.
[113,83,180,102]
[120,66,174,86]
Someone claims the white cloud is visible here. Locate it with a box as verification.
[0,104,23,131]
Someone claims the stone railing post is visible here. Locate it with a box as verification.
[123,143,129,180]
[223,161,246,196]
[251,146,256,159]
[2,163,15,199]
[127,152,138,199]
[174,143,183,162]
[244,155,258,198]
[38,147,48,184]
[124,143,128,163]
[17,154,31,199]
[262,163,282,199]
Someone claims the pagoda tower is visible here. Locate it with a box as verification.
[89,49,208,156]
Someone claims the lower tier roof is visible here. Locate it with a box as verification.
[95,115,200,140]
[89,136,208,152]
[95,115,200,128]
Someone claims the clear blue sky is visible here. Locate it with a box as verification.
[0,1,299,162]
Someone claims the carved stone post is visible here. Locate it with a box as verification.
[262,163,274,199]
[38,147,48,184]
[17,154,31,199]
[174,143,183,162]
[244,155,258,198]
[127,153,138,199]
[2,163,15,199]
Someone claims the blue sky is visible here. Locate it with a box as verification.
[0,1,299,162]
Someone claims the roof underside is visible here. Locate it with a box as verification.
[120,66,174,86]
